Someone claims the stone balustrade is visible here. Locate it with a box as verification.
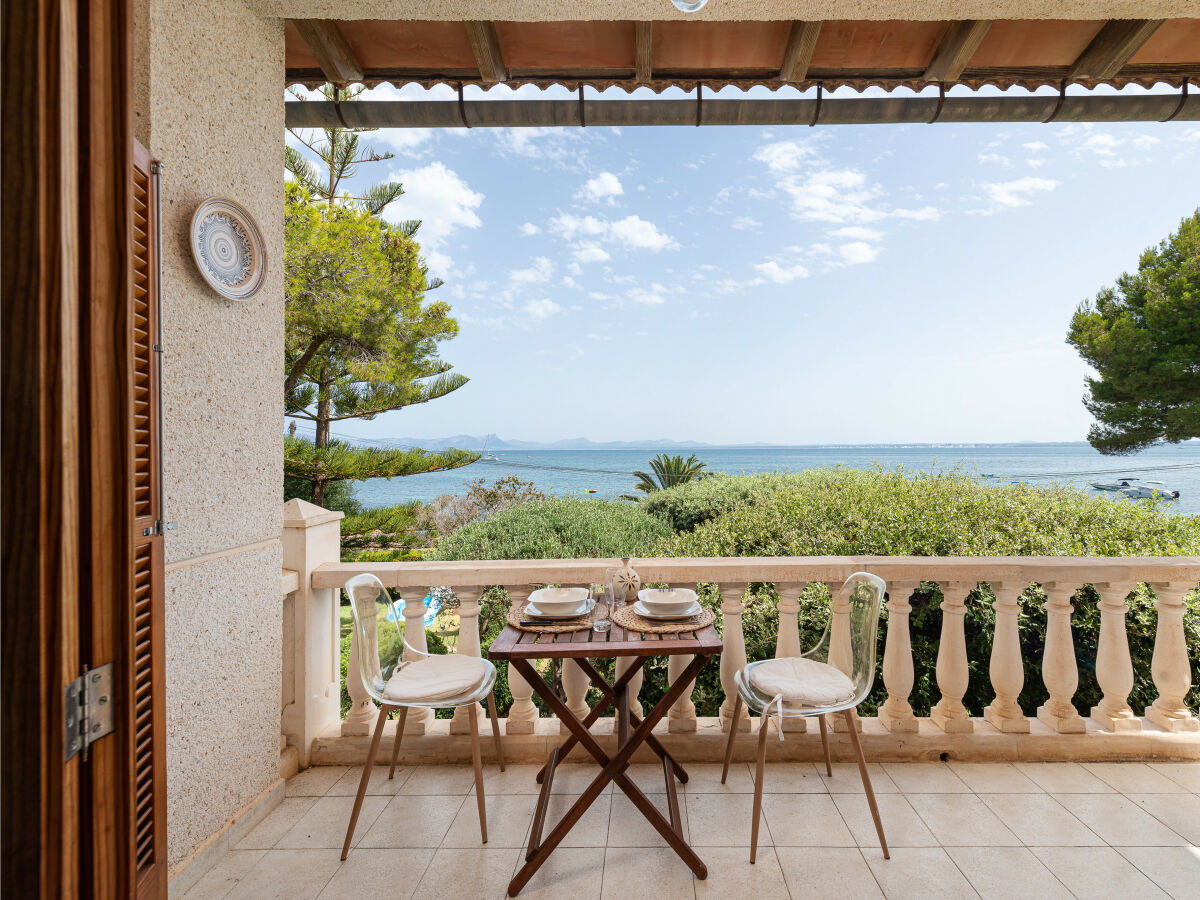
[280,523,1200,766]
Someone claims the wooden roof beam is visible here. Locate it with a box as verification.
[1069,19,1165,80]
[924,20,993,83]
[290,20,363,84]
[634,22,653,84]
[780,21,822,83]
[465,21,507,84]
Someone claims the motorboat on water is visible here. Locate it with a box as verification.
[1090,476,1142,491]
[1119,481,1180,500]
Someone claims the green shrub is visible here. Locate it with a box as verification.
[638,471,805,531]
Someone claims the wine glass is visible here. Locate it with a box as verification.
[592,581,612,633]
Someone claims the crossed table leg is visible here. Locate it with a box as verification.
[507,652,714,896]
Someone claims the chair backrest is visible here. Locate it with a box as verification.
[802,571,887,705]
[344,573,406,706]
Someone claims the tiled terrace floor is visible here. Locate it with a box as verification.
[184,760,1200,900]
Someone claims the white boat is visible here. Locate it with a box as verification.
[1119,481,1180,500]
[1090,476,1141,491]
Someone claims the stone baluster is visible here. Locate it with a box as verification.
[450,586,486,734]
[1145,582,1200,732]
[561,586,592,730]
[719,582,750,732]
[983,582,1030,733]
[342,587,379,735]
[878,581,919,734]
[667,583,700,733]
[826,582,861,733]
[400,585,434,733]
[503,586,539,735]
[1036,582,1085,733]
[617,656,644,722]
[773,584,808,733]
[1091,582,1141,732]
[930,581,974,733]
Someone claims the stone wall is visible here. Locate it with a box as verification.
[136,0,285,874]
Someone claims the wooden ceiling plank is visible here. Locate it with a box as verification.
[924,20,993,82]
[635,22,653,83]
[290,19,363,84]
[780,21,822,82]
[465,21,508,84]
[1069,19,1166,80]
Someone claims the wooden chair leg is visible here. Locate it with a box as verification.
[817,714,833,777]
[749,707,770,864]
[843,708,888,859]
[387,707,409,779]
[468,703,488,843]
[720,693,743,784]
[342,705,390,860]
[487,691,506,772]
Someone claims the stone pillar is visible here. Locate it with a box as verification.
[450,586,486,734]
[983,582,1030,733]
[1091,582,1141,732]
[774,584,808,733]
[719,582,750,733]
[666,583,699,733]
[930,581,974,733]
[561,660,591,731]
[878,581,919,734]
[1145,583,1199,732]
[617,656,645,723]
[280,498,344,767]
[400,585,433,733]
[826,582,862,733]
[503,586,539,735]
[1036,582,1085,733]
[342,588,379,736]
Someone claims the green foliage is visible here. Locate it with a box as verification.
[622,453,710,498]
[283,473,360,514]
[639,471,805,532]
[416,476,547,539]
[1067,209,1200,453]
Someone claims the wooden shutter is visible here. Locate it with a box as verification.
[130,139,167,899]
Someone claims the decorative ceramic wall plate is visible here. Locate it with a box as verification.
[189,197,267,301]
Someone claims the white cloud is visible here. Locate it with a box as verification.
[839,242,881,265]
[550,213,609,239]
[579,171,624,203]
[573,243,611,264]
[550,212,678,253]
[830,226,883,241]
[630,284,670,305]
[510,256,553,285]
[753,247,811,284]
[978,152,1013,167]
[732,216,761,230]
[384,162,483,273]
[753,140,817,173]
[493,127,580,162]
[523,298,562,320]
[978,176,1060,212]
[889,206,940,221]
[518,222,541,236]
[1023,141,1048,152]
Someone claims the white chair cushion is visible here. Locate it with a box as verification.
[383,654,491,704]
[747,657,855,707]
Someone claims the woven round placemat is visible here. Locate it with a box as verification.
[506,602,594,634]
[613,604,716,634]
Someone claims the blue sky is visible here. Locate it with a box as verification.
[286,83,1200,446]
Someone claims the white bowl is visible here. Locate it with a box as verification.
[528,586,590,614]
[637,587,699,615]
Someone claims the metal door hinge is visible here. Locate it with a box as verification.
[142,520,178,536]
[65,663,115,762]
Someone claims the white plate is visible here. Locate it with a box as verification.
[528,586,591,614]
[524,598,595,619]
[632,599,703,620]
[637,587,699,615]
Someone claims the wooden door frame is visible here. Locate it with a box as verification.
[2,0,136,896]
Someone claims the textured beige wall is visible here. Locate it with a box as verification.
[140,0,286,872]
[245,0,1200,21]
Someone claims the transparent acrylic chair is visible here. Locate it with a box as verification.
[340,573,505,859]
[720,572,889,863]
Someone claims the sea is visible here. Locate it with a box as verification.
[351,441,1200,517]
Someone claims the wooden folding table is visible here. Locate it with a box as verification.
[488,618,722,896]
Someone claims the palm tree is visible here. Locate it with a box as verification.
[622,453,709,499]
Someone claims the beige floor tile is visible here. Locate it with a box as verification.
[225,849,343,900]
[776,846,883,899]
[235,798,317,850]
[758,762,828,794]
[1148,762,1200,793]
[832,793,937,848]
[819,762,900,794]
[472,763,545,795]
[518,846,606,900]
[1013,762,1114,793]
[315,848,434,900]
[761,793,854,847]
[358,794,466,849]
[1126,792,1200,845]
[946,762,1043,793]
[1051,793,1188,846]
[276,796,389,850]
[183,849,267,900]
[397,764,478,796]
[551,764,614,796]
[286,766,350,797]
[977,793,1103,846]
[861,847,978,900]
[1083,762,1186,794]
[905,794,1021,847]
[682,762,757,793]
[609,793,690,847]
[1116,846,1200,899]
[880,763,971,793]
[946,847,1072,899]
[695,846,790,899]
[325,764,412,797]
[411,848,521,900]
[1031,847,1169,898]
[442,793,537,848]
[600,847,698,900]
[623,764,676,795]
[542,792,612,848]
[687,792,774,848]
